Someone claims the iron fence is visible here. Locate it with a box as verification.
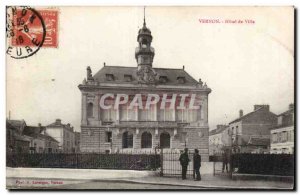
[231,153,294,176]
[6,153,160,170]
[160,149,195,178]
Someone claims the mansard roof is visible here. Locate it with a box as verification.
[92,65,199,86]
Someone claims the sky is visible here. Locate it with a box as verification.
[6,6,294,132]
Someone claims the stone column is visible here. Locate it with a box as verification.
[173,107,176,121]
[154,103,157,121]
[97,94,101,125]
[116,104,120,124]
[82,93,87,125]
[203,95,208,125]
[136,107,139,121]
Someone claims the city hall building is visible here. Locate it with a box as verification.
[78,16,211,160]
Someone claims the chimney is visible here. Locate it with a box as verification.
[254,105,270,111]
[289,103,294,110]
[183,65,185,70]
[239,110,243,118]
[55,119,61,124]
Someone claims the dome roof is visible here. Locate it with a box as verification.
[139,23,151,34]
[137,21,152,41]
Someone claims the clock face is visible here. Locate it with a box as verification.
[142,44,147,48]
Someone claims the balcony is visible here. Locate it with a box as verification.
[116,121,189,128]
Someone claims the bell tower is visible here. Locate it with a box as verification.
[135,7,155,68]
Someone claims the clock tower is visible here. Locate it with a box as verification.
[135,8,155,69]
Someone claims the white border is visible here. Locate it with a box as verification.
[1,0,298,194]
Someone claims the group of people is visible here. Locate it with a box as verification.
[179,148,201,181]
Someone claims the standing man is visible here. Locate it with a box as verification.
[222,150,228,173]
[193,149,201,181]
[179,148,190,180]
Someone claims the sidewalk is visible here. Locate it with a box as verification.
[6,167,294,190]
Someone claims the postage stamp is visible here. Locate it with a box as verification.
[36,9,59,48]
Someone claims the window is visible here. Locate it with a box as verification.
[122,131,133,148]
[176,101,187,122]
[277,132,282,143]
[177,77,185,84]
[159,76,168,83]
[158,101,174,121]
[141,132,152,148]
[101,99,116,121]
[106,132,112,143]
[124,75,132,82]
[106,74,114,81]
[160,132,171,148]
[140,100,155,121]
[282,131,287,142]
[232,127,236,135]
[87,102,94,118]
[272,133,278,143]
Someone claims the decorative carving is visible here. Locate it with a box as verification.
[136,66,157,84]
[87,66,94,81]
[198,79,203,87]
[82,78,87,85]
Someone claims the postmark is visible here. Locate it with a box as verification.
[6,6,46,59]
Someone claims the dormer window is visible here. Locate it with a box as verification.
[124,74,133,82]
[106,74,114,81]
[177,76,185,84]
[159,76,168,83]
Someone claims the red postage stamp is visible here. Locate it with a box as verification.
[11,8,58,48]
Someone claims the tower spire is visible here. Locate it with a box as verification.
[143,6,146,27]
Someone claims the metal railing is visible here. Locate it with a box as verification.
[6,152,160,170]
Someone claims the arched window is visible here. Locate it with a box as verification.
[141,132,152,148]
[87,102,93,118]
[122,131,133,148]
[160,132,171,148]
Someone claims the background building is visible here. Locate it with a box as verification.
[6,119,31,154]
[79,16,211,161]
[229,105,277,153]
[24,124,59,153]
[45,119,76,153]
[209,125,229,155]
[270,104,294,154]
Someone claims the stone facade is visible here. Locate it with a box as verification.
[45,119,76,153]
[229,105,277,153]
[78,16,211,161]
[270,104,294,154]
[209,125,230,155]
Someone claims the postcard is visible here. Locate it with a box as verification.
[6,6,294,190]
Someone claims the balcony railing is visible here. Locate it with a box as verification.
[116,121,189,128]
